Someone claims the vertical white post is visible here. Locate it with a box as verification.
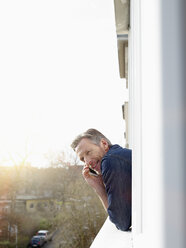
[129,0,143,236]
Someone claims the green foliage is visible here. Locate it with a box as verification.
[0,241,15,248]
[0,164,107,248]
[39,218,51,230]
[55,201,106,248]
[17,236,29,248]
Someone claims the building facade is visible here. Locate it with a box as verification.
[91,0,186,247]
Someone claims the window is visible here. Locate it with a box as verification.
[30,203,34,208]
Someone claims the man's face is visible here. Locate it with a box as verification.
[76,138,109,174]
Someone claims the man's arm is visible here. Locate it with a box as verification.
[82,165,108,210]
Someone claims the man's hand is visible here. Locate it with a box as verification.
[82,165,104,189]
[82,165,108,210]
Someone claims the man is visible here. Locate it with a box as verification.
[71,128,132,231]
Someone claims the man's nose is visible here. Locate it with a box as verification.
[84,158,91,167]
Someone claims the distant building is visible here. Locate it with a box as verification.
[0,196,57,216]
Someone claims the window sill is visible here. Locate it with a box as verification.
[90,217,132,248]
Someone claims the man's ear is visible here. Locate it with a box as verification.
[100,138,109,152]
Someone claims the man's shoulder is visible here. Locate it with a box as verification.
[103,145,131,161]
[101,145,132,174]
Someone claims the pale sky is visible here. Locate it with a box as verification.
[0,0,128,167]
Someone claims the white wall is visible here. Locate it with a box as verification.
[130,0,186,247]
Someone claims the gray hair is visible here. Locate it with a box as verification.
[71,128,112,151]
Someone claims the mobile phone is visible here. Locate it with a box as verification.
[89,167,98,176]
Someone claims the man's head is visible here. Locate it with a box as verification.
[71,129,112,174]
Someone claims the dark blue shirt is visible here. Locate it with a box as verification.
[101,145,132,231]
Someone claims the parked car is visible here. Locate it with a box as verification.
[30,235,45,247]
[36,230,53,242]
